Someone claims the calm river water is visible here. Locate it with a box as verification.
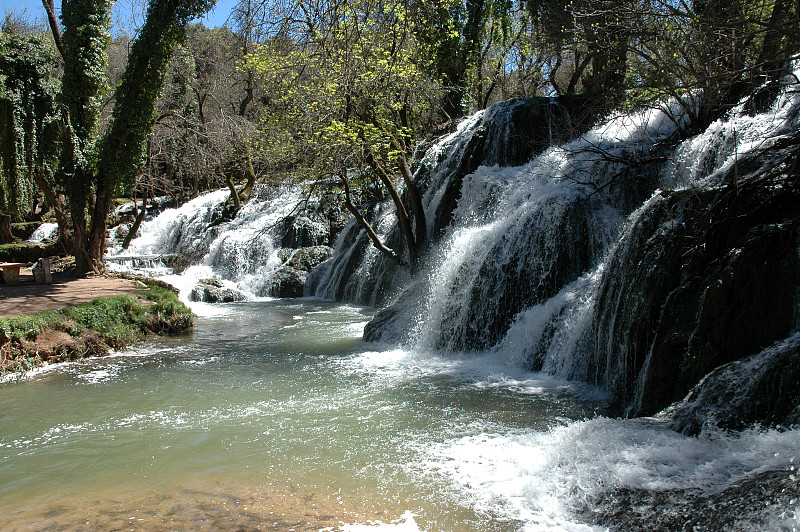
[0,300,602,531]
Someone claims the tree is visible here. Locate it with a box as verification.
[249,0,442,266]
[49,0,216,274]
[0,31,62,244]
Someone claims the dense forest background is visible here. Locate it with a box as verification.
[1,0,798,273]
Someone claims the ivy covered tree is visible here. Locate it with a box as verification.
[0,31,61,244]
[50,0,215,274]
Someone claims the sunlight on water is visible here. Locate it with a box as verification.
[0,301,595,531]
[2,301,798,531]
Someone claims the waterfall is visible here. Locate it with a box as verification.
[107,185,328,301]
[360,98,688,350]
[25,222,59,243]
[308,97,585,306]
[326,66,800,418]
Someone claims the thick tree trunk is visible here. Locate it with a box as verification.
[71,205,92,276]
[87,185,111,272]
[0,214,13,244]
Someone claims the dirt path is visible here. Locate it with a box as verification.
[0,269,147,317]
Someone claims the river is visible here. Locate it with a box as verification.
[2,302,799,530]
[0,299,596,530]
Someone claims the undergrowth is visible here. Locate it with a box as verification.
[0,284,193,376]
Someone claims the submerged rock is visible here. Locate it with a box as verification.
[189,279,246,303]
[666,334,800,435]
[266,246,334,298]
[592,469,799,531]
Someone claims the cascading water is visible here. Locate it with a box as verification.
[107,185,329,303]
[15,68,795,531]
[308,98,580,306]
[333,67,800,420]
[357,97,689,351]
[25,222,59,243]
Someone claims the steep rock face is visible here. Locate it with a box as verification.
[308,97,588,307]
[666,334,800,435]
[590,174,800,416]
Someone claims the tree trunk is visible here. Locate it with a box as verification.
[240,150,257,202]
[71,202,93,276]
[366,152,418,265]
[340,176,400,265]
[394,147,427,252]
[122,194,147,250]
[225,173,242,211]
[0,214,13,244]
[85,185,110,273]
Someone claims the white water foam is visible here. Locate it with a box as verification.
[106,186,313,308]
[422,419,800,531]
[25,222,59,243]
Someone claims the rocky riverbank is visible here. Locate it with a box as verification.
[0,276,193,378]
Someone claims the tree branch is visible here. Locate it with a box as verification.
[41,0,64,58]
[339,175,400,265]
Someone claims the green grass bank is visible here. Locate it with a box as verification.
[0,282,193,377]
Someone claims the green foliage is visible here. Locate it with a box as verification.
[140,284,193,323]
[97,0,217,195]
[0,32,60,217]
[59,0,113,197]
[249,0,441,191]
[61,295,148,345]
[55,0,215,273]
[0,240,61,262]
[59,286,192,346]
[0,310,63,342]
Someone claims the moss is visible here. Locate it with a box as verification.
[0,284,193,376]
[10,222,41,240]
[0,241,62,262]
[0,310,64,342]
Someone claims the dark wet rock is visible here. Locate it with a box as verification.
[279,216,328,248]
[283,246,333,272]
[591,469,799,531]
[363,295,419,343]
[666,334,800,435]
[189,279,246,303]
[266,246,334,298]
[265,267,306,298]
[589,176,800,418]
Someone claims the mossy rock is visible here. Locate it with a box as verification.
[0,241,63,263]
[11,222,40,240]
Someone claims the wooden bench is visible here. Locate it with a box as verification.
[0,262,25,285]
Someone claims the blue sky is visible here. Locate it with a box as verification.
[0,0,237,31]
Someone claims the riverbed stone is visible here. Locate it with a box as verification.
[189,278,246,303]
[264,246,334,298]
